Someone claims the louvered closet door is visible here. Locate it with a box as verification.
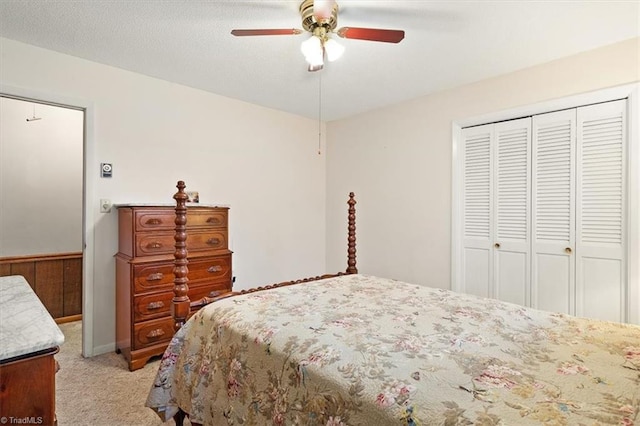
[461,124,493,298]
[576,100,626,322]
[531,109,576,315]
[493,119,531,305]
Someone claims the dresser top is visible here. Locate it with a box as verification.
[0,275,65,361]
[115,203,229,208]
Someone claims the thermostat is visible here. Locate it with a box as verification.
[101,163,113,178]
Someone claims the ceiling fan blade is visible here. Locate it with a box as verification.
[231,29,303,37]
[336,27,405,43]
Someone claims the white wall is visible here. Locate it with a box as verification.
[0,97,83,256]
[326,37,639,292]
[0,37,327,355]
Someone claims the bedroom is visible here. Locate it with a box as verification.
[0,0,639,424]
[1,0,638,357]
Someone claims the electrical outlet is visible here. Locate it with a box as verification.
[100,199,112,213]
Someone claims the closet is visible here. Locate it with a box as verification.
[457,99,627,322]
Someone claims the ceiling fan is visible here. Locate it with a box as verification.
[231,0,405,72]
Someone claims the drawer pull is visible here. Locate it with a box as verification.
[206,238,221,246]
[208,265,223,273]
[145,218,163,225]
[146,242,163,249]
[147,301,165,310]
[208,291,221,298]
[206,217,221,225]
[146,272,164,281]
[146,328,165,339]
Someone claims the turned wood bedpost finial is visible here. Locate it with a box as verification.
[347,192,358,274]
[172,180,190,331]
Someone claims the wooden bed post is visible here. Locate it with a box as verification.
[172,181,190,332]
[347,192,358,274]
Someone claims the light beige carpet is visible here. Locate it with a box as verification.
[56,321,188,425]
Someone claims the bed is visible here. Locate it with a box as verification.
[146,181,640,425]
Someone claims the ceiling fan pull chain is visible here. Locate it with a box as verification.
[318,72,322,155]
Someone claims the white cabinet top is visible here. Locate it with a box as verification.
[0,275,65,361]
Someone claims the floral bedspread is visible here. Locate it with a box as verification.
[146,274,640,425]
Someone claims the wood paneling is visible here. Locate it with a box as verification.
[35,261,64,318]
[63,258,82,316]
[0,253,82,320]
[9,262,36,290]
[0,264,10,276]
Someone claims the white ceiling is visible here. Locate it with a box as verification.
[0,1,638,121]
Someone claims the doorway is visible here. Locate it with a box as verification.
[0,94,86,354]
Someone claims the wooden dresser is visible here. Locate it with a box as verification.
[0,275,65,426]
[115,205,232,371]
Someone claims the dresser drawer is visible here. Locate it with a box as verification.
[133,261,175,293]
[134,230,228,258]
[135,232,175,257]
[188,254,232,284]
[135,209,175,232]
[134,292,173,321]
[187,230,228,253]
[134,208,228,232]
[133,284,232,322]
[133,254,232,294]
[188,208,228,229]
[133,317,174,350]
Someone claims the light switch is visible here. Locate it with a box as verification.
[100,199,112,213]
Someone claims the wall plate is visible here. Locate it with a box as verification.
[100,199,112,213]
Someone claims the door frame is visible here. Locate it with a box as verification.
[451,83,640,324]
[1,83,96,356]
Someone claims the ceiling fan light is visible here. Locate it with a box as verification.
[313,0,336,21]
[301,35,324,67]
[324,38,344,62]
[307,52,324,67]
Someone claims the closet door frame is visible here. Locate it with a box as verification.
[451,83,639,325]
